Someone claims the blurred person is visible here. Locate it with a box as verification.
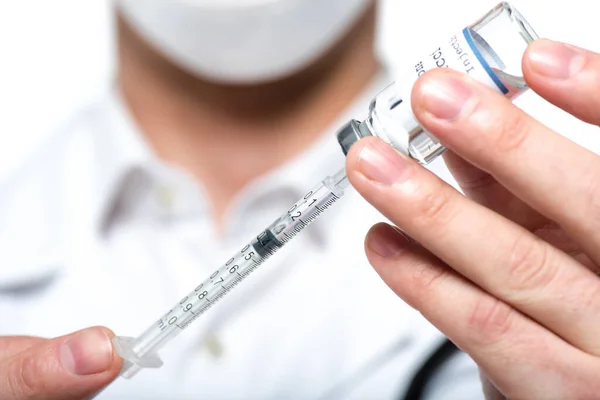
[0,0,482,399]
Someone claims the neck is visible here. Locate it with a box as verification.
[117,5,380,220]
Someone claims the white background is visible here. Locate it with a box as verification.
[0,0,598,177]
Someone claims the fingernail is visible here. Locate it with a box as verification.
[60,329,113,375]
[528,40,586,79]
[357,139,413,186]
[420,75,474,121]
[368,224,410,258]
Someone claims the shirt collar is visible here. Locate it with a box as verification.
[270,72,391,192]
[92,72,392,237]
[91,87,156,234]
[224,72,392,244]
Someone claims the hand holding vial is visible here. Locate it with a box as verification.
[347,39,600,398]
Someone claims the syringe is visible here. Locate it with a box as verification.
[112,168,350,378]
[109,0,538,383]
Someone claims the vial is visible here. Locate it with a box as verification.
[337,1,539,165]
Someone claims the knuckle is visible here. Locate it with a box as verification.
[457,171,498,193]
[4,365,24,399]
[468,296,516,345]
[418,262,450,292]
[411,184,457,231]
[407,257,450,299]
[490,110,531,155]
[394,249,450,309]
[506,232,555,295]
[583,174,600,228]
[5,354,37,398]
[19,353,43,397]
[571,60,600,117]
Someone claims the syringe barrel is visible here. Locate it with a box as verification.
[113,169,348,379]
[336,2,539,164]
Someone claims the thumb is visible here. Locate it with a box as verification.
[0,327,123,400]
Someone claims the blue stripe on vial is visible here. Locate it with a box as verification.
[390,99,403,109]
[462,27,509,95]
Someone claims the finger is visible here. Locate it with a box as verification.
[443,152,600,273]
[411,67,600,267]
[346,138,600,355]
[479,372,506,400]
[0,337,46,360]
[364,223,598,399]
[0,327,122,400]
[523,39,600,126]
[443,151,547,229]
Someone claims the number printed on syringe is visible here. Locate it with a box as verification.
[153,181,342,334]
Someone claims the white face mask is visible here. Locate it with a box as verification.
[117,0,372,84]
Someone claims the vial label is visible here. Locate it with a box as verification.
[396,27,508,100]
[370,27,509,160]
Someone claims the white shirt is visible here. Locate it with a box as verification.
[0,74,483,399]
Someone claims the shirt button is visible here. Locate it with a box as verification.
[157,186,177,211]
[203,333,224,359]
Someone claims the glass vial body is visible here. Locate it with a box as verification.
[337,2,539,165]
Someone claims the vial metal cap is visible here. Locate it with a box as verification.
[336,119,373,156]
